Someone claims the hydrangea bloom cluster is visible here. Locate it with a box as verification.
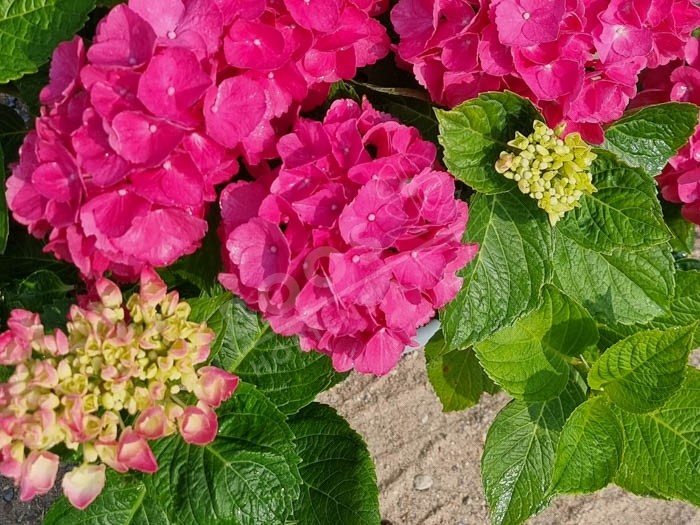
[496,121,597,224]
[219,99,478,375]
[651,47,700,224]
[390,0,700,142]
[0,269,239,509]
[6,0,389,280]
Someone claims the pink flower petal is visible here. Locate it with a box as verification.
[179,402,218,445]
[203,77,267,148]
[109,111,184,166]
[137,47,211,123]
[89,5,156,67]
[62,464,106,510]
[284,0,342,32]
[40,37,85,106]
[19,451,59,501]
[117,428,158,473]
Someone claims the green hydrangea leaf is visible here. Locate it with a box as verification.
[214,301,345,415]
[662,201,696,254]
[549,397,624,495]
[597,270,700,348]
[0,0,96,83]
[289,403,380,525]
[436,92,542,194]
[588,325,695,413]
[482,375,587,525]
[425,331,499,412]
[613,368,700,505]
[147,382,302,525]
[441,190,553,350]
[556,150,669,253]
[475,286,598,401]
[0,146,7,254]
[0,104,26,165]
[602,103,700,176]
[44,471,171,525]
[553,232,674,325]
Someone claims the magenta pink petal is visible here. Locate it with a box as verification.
[111,208,207,266]
[132,153,205,208]
[284,0,342,32]
[227,218,291,291]
[203,77,267,148]
[224,20,287,70]
[109,111,184,166]
[137,47,211,123]
[80,189,152,239]
[40,37,85,106]
[88,5,156,67]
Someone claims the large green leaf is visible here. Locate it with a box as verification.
[436,92,541,194]
[602,103,699,176]
[475,286,598,401]
[441,190,553,350]
[597,270,700,348]
[0,0,96,83]
[553,232,674,325]
[425,331,498,412]
[556,150,668,253]
[214,301,345,415]
[0,146,7,254]
[613,367,700,505]
[662,201,696,254]
[147,383,302,525]
[289,403,380,525]
[44,472,171,525]
[0,104,25,165]
[481,376,586,525]
[588,325,695,413]
[4,269,73,312]
[549,397,624,495]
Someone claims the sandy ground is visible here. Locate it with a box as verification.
[320,349,700,525]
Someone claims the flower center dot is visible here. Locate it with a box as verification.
[331,204,338,211]
[167,86,175,96]
[367,213,376,222]
[128,57,137,65]
[268,72,274,79]
[167,30,177,39]
[270,246,278,254]
[163,161,172,170]
[149,125,157,133]
[253,38,262,46]
[522,11,530,19]
[118,189,128,196]
[352,255,360,263]
[211,106,219,113]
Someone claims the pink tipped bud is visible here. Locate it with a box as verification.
[62,463,106,510]
[30,361,59,389]
[178,402,218,445]
[195,367,239,408]
[95,278,123,309]
[0,332,31,365]
[117,428,158,473]
[134,406,168,439]
[0,442,25,482]
[19,451,59,501]
[7,310,43,343]
[139,268,167,305]
[42,329,69,356]
[95,443,127,473]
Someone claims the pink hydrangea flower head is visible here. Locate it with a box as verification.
[0,271,239,509]
[9,0,390,280]
[219,99,477,375]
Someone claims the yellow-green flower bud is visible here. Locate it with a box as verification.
[496,120,597,225]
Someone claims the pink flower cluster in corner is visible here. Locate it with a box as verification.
[0,269,238,509]
[219,99,478,375]
[650,45,700,224]
[390,0,700,143]
[6,0,390,281]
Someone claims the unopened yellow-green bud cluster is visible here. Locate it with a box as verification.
[495,120,597,225]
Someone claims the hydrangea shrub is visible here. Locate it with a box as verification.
[0,1,699,524]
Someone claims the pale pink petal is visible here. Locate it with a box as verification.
[62,464,106,510]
